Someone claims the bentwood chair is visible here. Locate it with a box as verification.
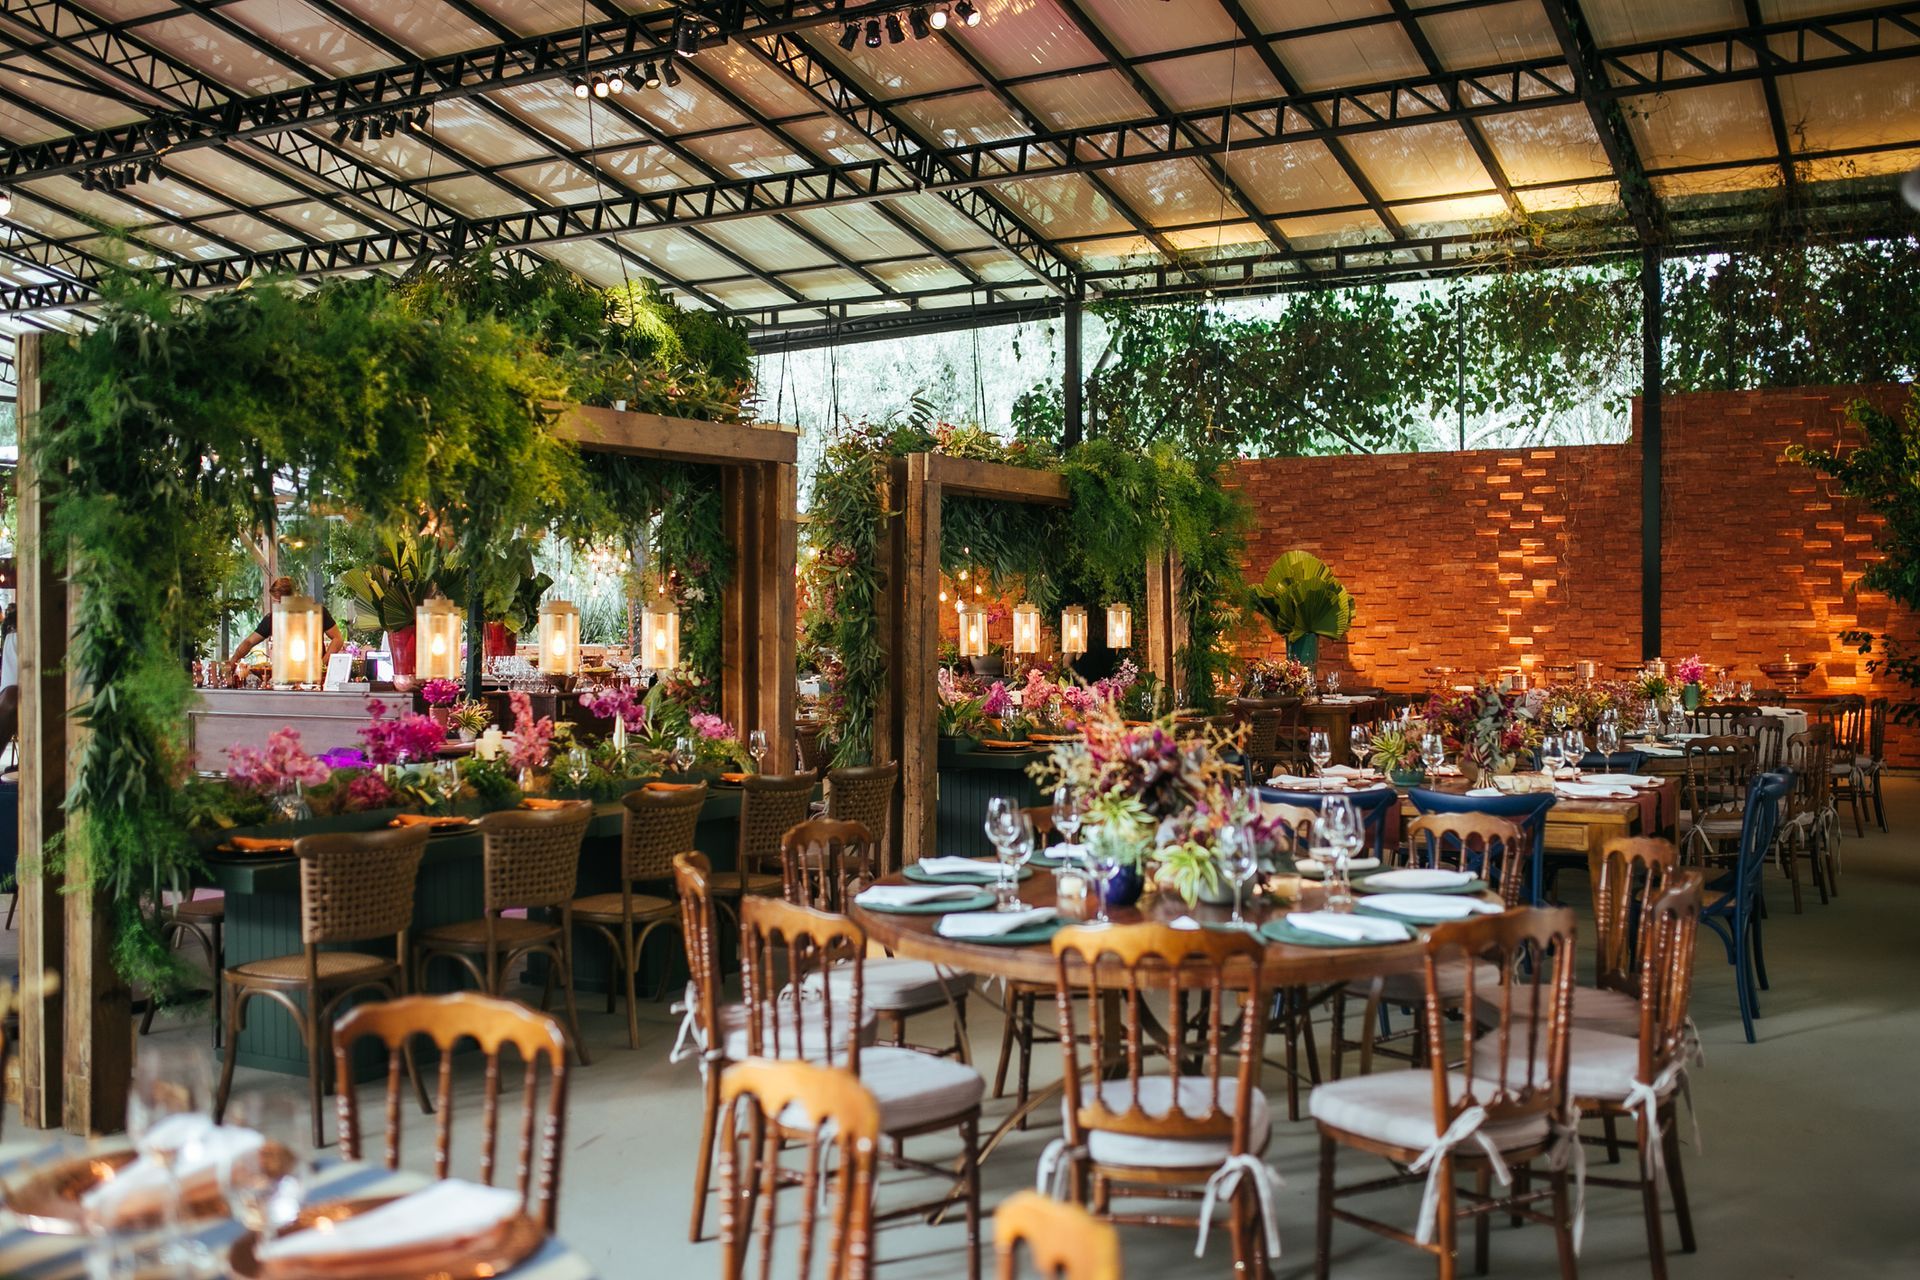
[1047,924,1281,1276]
[712,773,814,923]
[994,1190,1122,1280]
[1701,772,1788,1042]
[672,853,875,1244]
[1256,784,1398,862]
[214,824,430,1147]
[825,762,898,870]
[738,895,984,1278]
[717,1059,880,1280]
[572,782,707,1049]
[1312,907,1581,1280]
[412,805,593,1066]
[1246,801,1331,1116]
[995,809,1093,1126]
[1406,788,1556,904]
[783,818,975,1060]
[1678,736,1756,865]
[1826,694,1869,837]
[1779,729,1836,912]
[1863,697,1890,832]
[333,992,570,1232]
[138,891,227,1046]
[1573,837,1680,1037]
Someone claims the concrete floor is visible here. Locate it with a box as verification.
[66,778,1920,1277]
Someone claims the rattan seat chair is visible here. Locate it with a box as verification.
[412,804,593,1066]
[712,772,815,921]
[572,782,707,1049]
[214,823,430,1146]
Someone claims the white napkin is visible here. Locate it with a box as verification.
[257,1179,523,1262]
[1465,786,1502,797]
[855,884,985,908]
[915,856,1001,879]
[936,907,1057,939]
[1665,732,1708,740]
[1637,745,1684,757]
[1362,893,1503,920]
[1427,765,1462,778]
[1361,868,1475,891]
[1286,911,1412,943]
[1049,842,1088,861]
[1322,764,1380,779]
[81,1115,265,1224]
[1294,857,1381,876]
[1168,915,1202,931]
[1266,775,1339,790]
[1556,781,1637,800]
[1580,773,1658,787]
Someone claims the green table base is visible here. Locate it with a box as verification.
[935,741,1048,858]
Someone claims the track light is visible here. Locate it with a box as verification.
[642,60,660,88]
[675,19,699,57]
[81,170,97,192]
[839,22,859,51]
[885,14,905,42]
[662,58,680,88]
[571,75,590,99]
[910,7,932,38]
[350,118,367,141]
[137,160,152,182]
[956,0,980,26]
[0,188,11,218]
[930,4,950,29]
[865,18,882,47]
[607,68,627,94]
[592,75,609,97]
[332,121,350,142]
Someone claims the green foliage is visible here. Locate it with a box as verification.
[339,533,445,635]
[1248,551,1356,644]
[803,423,897,767]
[458,755,524,808]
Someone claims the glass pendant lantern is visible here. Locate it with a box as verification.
[1010,602,1041,654]
[640,598,681,672]
[415,596,463,681]
[1105,602,1132,650]
[537,599,581,677]
[272,593,325,686]
[957,601,990,658]
[1060,605,1089,658]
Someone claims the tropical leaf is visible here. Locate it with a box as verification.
[1248,550,1354,642]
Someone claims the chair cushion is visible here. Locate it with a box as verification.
[711,871,785,897]
[715,999,875,1063]
[1473,983,1642,1039]
[778,1045,983,1133]
[1073,1076,1273,1170]
[1378,958,1504,1006]
[171,894,225,922]
[1472,1026,1667,1104]
[416,917,559,951]
[1309,1070,1550,1153]
[229,951,394,983]
[810,958,976,1012]
[570,891,675,922]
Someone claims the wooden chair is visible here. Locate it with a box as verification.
[739,895,984,1279]
[826,762,898,870]
[1827,694,1868,837]
[782,818,975,1060]
[1232,696,1304,781]
[1701,772,1788,1042]
[1577,837,1680,1036]
[333,992,570,1231]
[138,891,226,1046]
[1684,707,1749,736]
[1780,729,1836,911]
[795,719,829,775]
[573,782,706,1049]
[995,808,1089,1128]
[214,824,430,1147]
[1312,907,1581,1280]
[713,772,814,921]
[1863,697,1890,832]
[994,1190,1121,1280]
[412,804,592,1066]
[1677,735,1755,865]
[1048,923,1279,1275]
[717,1059,879,1280]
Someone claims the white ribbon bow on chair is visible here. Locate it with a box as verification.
[1034,1137,1085,1201]
[1621,1059,1702,1185]
[1407,1106,1511,1245]
[1194,1153,1284,1259]
[1546,1106,1588,1255]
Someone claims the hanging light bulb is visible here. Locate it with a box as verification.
[1011,602,1041,654]
[272,594,325,686]
[415,596,463,682]
[1105,602,1132,649]
[1060,605,1089,658]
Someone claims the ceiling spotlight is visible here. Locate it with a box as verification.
[0,188,11,218]
[607,68,627,94]
[642,59,660,88]
[571,75,590,99]
[137,160,152,182]
[662,58,681,88]
[910,7,932,38]
[332,121,350,143]
[864,18,882,47]
[675,19,699,57]
[885,14,905,42]
[930,4,950,29]
[839,22,859,51]
[592,75,610,98]
[350,118,367,141]
[956,0,981,26]
[81,170,96,191]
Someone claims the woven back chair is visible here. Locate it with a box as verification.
[1233,696,1303,778]
[795,720,829,775]
[994,1191,1121,1280]
[1679,735,1755,862]
[718,1059,880,1280]
[1586,837,1679,998]
[1406,812,1530,908]
[299,825,430,947]
[739,772,817,883]
[826,763,897,866]
[334,992,570,1231]
[620,782,707,882]
[478,805,593,914]
[781,818,881,913]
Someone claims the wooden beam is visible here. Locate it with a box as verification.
[14,332,64,1130]
[756,461,798,776]
[879,459,906,871]
[556,406,799,465]
[898,453,942,866]
[928,455,1070,504]
[720,466,752,739]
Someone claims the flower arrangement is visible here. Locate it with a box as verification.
[1021,665,1063,727]
[505,690,555,775]
[1364,721,1423,776]
[937,667,990,739]
[420,677,461,707]
[981,680,1012,719]
[1426,684,1538,777]
[448,700,493,738]
[1673,655,1707,687]
[226,727,331,793]
[358,697,449,765]
[1637,672,1671,704]
[1240,656,1311,698]
[583,683,648,733]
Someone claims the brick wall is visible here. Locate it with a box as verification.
[1229,384,1916,765]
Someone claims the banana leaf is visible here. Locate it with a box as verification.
[1247,550,1354,642]
[340,534,443,634]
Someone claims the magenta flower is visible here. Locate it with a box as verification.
[227,727,331,791]
[420,678,461,707]
[689,712,735,741]
[359,697,449,764]
[584,684,648,731]
[981,681,1010,718]
[342,771,394,811]
[1674,655,1706,686]
[506,690,555,773]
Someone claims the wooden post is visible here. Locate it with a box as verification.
[897,454,942,866]
[14,333,64,1130]
[756,461,798,773]
[878,459,906,867]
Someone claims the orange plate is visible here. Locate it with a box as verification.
[518,797,580,811]
[978,740,1032,751]
[388,815,473,831]
[219,836,296,855]
[645,781,701,792]
[1029,733,1081,744]
[5,1144,292,1235]
[227,1198,544,1280]
[718,771,749,785]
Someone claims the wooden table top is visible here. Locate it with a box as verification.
[851,870,1482,989]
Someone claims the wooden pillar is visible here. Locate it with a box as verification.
[1640,246,1664,662]
[895,454,941,866]
[720,466,752,738]
[749,461,798,772]
[1144,548,1187,699]
[15,334,64,1130]
[878,459,906,867]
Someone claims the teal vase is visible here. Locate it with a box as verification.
[1681,683,1701,710]
[1286,634,1320,667]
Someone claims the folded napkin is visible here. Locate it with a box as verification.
[1294,857,1381,876]
[1168,915,1202,931]
[1361,868,1474,891]
[916,856,1001,879]
[1465,787,1502,797]
[1362,893,1503,920]
[1287,911,1412,943]
[1556,782,1637,800]
[82,1115,265,1223]
[1581,773,1658,787]
[1266,774,1338,790]
[936,907,1057,939]
[1049,842,1088,861]
[854,884,984,908]
[226,835,294,852]
[1427,765,1462,778]
[258,1180,522,1262]
[1322,765,1381,780]
[1637,745,1684,758]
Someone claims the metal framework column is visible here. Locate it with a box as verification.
[1062,296,1083,447]
[1640,247,1664,661]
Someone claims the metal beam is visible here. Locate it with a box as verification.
[1381,0,1522,216]
[1542,0,1665,243]
[1742,0,1802,195]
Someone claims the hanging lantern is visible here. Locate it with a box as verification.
[640,598,681,672]
[1010,602,1041,654]
[957,601,989,658]
[537,599,581,677]
[1060,605,1089,658]
[271,593,325,686]
[1105,602,1132,650]
[415,596,463,682]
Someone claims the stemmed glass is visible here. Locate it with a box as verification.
[127,1041,213,1269]
[747,730,768,773]
[1319,794,1363,911]
[1308,730,1332,780]
[1325,670,1341,696]
[1596,719,1620,774]
[1349,725,1371,770]
[1563,728,1587,775]
[220,1092,310,1248]
[431,759,462,813]
[1221,827,1259,929]
[671,735,694,774]
[1089,837,1123,925]
[984,797,1021,909]
[1420,731,1447,782]
[1739,680,1754,702]
[1540,732,1565,777]
[1051,784,1086,853]
[995,815,1035,912]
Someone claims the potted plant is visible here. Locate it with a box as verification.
[936,668,988,752]
[448,699,492,742]
[1674,655,1707,710]
[1247,550,1354,668]
[1426,685,1537,786]
[341,534,443,684]
[1365,722,1427,786]
[420,677,461,728]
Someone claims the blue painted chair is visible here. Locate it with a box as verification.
[1577,749,1649,773]
[1256,784,1398,862]
[1406,788,1556,905]
[1701,770,1788,1043]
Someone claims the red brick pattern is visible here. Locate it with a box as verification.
[1229,384,1916,765]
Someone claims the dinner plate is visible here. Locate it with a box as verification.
[1356,874,1488,896]
[4,1143,294,1234]
[211,838,296,861]
[1357,895,1501,925]
[978,739,1033,751]
[1292,858,1382,879]
[938,919,1064,947]
[1258,917,1412,948]
[388,815,473,832]
[856,889,997,915]
[227,1197,544,1280]
[904,863,1034,884]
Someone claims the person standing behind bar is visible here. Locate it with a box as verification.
[229,576,344,672]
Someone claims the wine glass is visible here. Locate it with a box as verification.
[1739,679,1754,702]
[220,1092,310,1246]
[1540,732,1564,777]
[1349,725,1371,771]
[996,815,1035,912]
[671,735,694,774]
[1308,730,1332,779]
[747,729,768,772]
[1326,670,1341,696]
[128,1041,212,1265]
[1089,838,1123,925]
[984,796,1020,901]
[1221,828,1259,929]
[1420,731,1447,781]
[1314,835,1354,912]
[1596,720,1620,773]
[1051,784,1086,851]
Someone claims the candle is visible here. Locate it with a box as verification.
[475,727,506,761]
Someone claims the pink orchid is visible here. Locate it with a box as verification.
[227,727,331,791]
[506,690,555,773]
